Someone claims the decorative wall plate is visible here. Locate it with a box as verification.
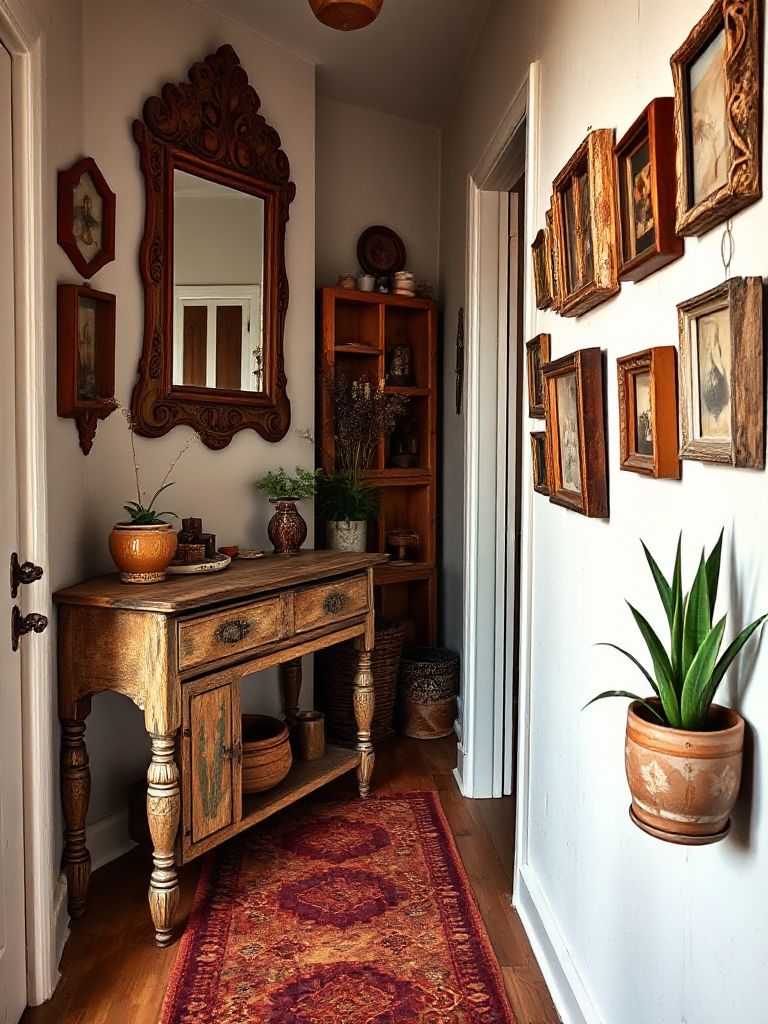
[357,225,407,275]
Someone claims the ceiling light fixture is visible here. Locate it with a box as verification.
[308,0,383,31]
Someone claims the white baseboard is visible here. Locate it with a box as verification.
[54,872,69,975]
[514,864,602,1024]
[87,805,137,872]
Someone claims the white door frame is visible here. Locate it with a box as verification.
[457,63,540,800]
[0,0,57,1005]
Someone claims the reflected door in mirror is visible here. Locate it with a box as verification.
[173,170,265,393]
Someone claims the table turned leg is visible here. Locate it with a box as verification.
[147,733,180,947]
[352,644,375,797]
[280,657,302,721]
[61,718,91,918]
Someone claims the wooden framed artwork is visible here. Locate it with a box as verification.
[617,347,681,479]
[671,0,762,237]
[614,98,684,282]
[57,284,116,455]
[57,157,116,279]
[531,229,553,310]
[545,207,562,313]
[552,129,620,318]
[677,277,764,467]
[530,432,549,495]
[526,333,551,418]
[542,347,608,517]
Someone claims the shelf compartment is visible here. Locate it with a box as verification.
[334,298,383,351]
[384,305,433,390]
[373,482,435,563]
[375,570,437,647]
[385,394,433,473]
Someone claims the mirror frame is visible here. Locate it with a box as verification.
[131,44,296,449]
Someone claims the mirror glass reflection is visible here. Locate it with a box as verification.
[172,169,265,392]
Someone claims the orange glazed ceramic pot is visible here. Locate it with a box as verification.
[625,700,744,845]
[108,522,178,584]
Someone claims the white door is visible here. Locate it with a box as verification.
[0,40,28,1024]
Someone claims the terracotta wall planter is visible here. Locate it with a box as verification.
[625,700,744,845]
[108,522,178,583]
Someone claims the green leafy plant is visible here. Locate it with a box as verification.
[316,473,380,522]
[115,400,198,525]
[587,531,766,730]
[254,466,321,501]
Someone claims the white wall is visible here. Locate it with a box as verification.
[43,0,315,859]
[315,98,440,290]
[441,2,768,1023]
[175,193,264,286]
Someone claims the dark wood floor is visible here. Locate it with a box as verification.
[22,735,559,1024]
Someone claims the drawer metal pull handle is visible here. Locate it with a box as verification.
[323,593,346,615]
[214,619,251,645]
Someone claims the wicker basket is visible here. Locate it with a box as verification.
[398,648,459,740]
[315,618,404,746]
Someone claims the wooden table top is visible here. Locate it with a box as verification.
[53,550,390,614]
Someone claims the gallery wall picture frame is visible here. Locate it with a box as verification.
[531,228,553,310]
[530,431,550,495]
[677,277,764,467]
[614,98,684,282]
[671,0,762,237]
[57,284,116,455]
[552,129,620,318]
[57,157,116,280]
[617,347,681,479]
[526,333,551,419]
[545,207,562,313]
[542,347,609,517]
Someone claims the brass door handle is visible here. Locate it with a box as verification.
[11,606,48,652]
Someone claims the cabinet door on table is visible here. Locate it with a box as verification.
[181,678,240,858]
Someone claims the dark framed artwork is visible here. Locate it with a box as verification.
[526,333,551,419]
[671,0,761,237]
[57,157,116,279]
[530,432,549,495]
[57,284,116,455]
[542,347,608,517]
[545,207,562,313]
[614,98,684,282]
[552,129,620,317]
[617,347,681,479]
[531,229,553,310]
[677,277,764,467]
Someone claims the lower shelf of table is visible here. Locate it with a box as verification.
[240,744,361,828]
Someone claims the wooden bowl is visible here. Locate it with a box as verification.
[241,715,292,794]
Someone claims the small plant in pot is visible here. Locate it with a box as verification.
[254,466,321,555]
[316,473,379,553]
[321,369,406,552]
[587,531,766,845]
[109,405,198,583]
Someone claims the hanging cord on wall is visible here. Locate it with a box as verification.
[721,218,734,281]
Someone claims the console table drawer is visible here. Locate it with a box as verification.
[294,575,369,634]
[178,596,289,671]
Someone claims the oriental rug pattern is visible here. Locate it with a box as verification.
[161,791,515,1023]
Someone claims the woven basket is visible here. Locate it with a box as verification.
[315,618,404,746]
[398,648,460,740]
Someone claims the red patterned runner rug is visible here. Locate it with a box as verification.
[161,791,516,1023]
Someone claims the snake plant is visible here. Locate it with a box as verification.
[587,531,766,730]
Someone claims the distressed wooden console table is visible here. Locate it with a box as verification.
[54,550,389,946]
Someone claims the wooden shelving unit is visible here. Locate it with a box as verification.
[317,288,438,645]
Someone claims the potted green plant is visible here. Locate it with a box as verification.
[321,370,406,552]
[316,473,379,552]
[254,466,321,555]
[109,405,197,583]
[587,531,766,844]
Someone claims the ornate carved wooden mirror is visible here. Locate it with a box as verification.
[131,45,295,449]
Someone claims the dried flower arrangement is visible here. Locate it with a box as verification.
[323,368,407,478]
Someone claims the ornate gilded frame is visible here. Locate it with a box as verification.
[677,277,764,467]
[617,347,680,479]
[552,129,620,318]
[526,333,551,419]
[530,432,550,495]
[671,0,762,237]
[131,44,296,449]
